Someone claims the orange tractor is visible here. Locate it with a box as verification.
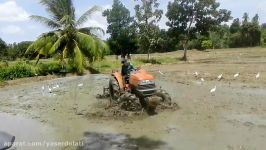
[106,68,172,112]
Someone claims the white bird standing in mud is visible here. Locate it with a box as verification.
[53,84,59,89]
[210,86,216,95]
[201,78,205,82]
[193,71,199,77]
[48,86,52,93]
[256,72,260,79]
[158,70,164,75]
[234,72,240,78]
[78,83,84,87]
[217,74,223,81]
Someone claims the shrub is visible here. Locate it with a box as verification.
[0,61,8,69]
[0,62,35,80]
[201,40,212,50]
[37,62,62,76]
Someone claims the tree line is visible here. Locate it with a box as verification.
[103,0,264,60]
[0,0,265,62]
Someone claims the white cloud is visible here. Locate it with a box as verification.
[81,5,111,39]
[0,0,30,22]
[1,25,24,35]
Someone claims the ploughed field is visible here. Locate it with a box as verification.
[0,48,266,150]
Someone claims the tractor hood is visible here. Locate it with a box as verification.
[129,69,154,86]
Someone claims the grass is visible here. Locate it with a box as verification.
[3,47,265,81]
[90,56,178,74]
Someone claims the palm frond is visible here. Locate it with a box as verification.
[76,32,109,62]
[25,32,59,61]
[62,46,68,59]
[76,32,96,58]
[73,40,84,74]
[65,0,75,21]
[78,27,105,36]
[76,6,102,26]
[49,34,67,54]
[30,15,61,29]
[40,0,65,21]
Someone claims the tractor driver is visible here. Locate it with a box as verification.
[121,59,134,83]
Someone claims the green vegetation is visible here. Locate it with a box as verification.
[134,0,163,60]
[201,41,213,50]
[0,60,74,81]
[166,0,231,60]
[1,0,266,82]
[103,0,138,58]
[0,63,35,80]
[26,0,109,74]
[91,56,177,73]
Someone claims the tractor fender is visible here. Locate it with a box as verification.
[111,72,124,91]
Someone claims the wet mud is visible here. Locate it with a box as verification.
[0,59,266,150]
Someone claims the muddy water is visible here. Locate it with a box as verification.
[0,113,56,150]
[1,74,266,150]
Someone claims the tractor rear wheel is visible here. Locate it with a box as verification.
[155,89,172,105]
[120,92,142,111]
[109,76,120,103]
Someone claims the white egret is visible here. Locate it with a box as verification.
[217,74,223,81]
[78,83,84,87]
[234,72,240,78]
[210,86,216,94]
[159,70,164,75]
[193,72,199,77]
[256,72,260,79]
[53,84,59,89]
[48,86,52,93]
[201,78,205,82]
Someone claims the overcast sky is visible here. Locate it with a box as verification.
[0,0,266,44]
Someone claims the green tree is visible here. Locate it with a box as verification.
[250,14,261,46]
[209,24,230,49]
[134,0,163,60]
[261,28,266,47]
[7,41,33,60]
[0,38,7,59]
[240,13,261,47]
[166,0,231,60]
[26,0,109,74]
[230,18,241,34]
[209,31,220,49]
[103,0,137,59]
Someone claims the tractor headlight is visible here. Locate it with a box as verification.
[139,80,155,85]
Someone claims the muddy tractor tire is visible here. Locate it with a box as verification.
[120,93,142,111]
[109,76,120,102]
[155,89,172,105]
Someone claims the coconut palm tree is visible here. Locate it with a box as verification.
[26,0,108,74]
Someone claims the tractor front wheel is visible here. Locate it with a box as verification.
[155,89,172,105]
[120,92,142,111]
[109,77,120,103]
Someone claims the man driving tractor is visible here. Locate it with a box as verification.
[121,59,134,84]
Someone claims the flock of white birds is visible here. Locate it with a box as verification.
[200,71,260,95]
[159,70,261,95]
[41,82,84,94]
[40,70,261,96]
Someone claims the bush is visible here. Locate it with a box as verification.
[37,62,62,76]
[0,62,35,80]
[0,61,8,69]
[201,40,212,50]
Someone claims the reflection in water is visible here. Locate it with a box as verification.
[0,113,55,150]
[79,132,172,150]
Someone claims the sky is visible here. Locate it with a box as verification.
[0,0,266,44]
